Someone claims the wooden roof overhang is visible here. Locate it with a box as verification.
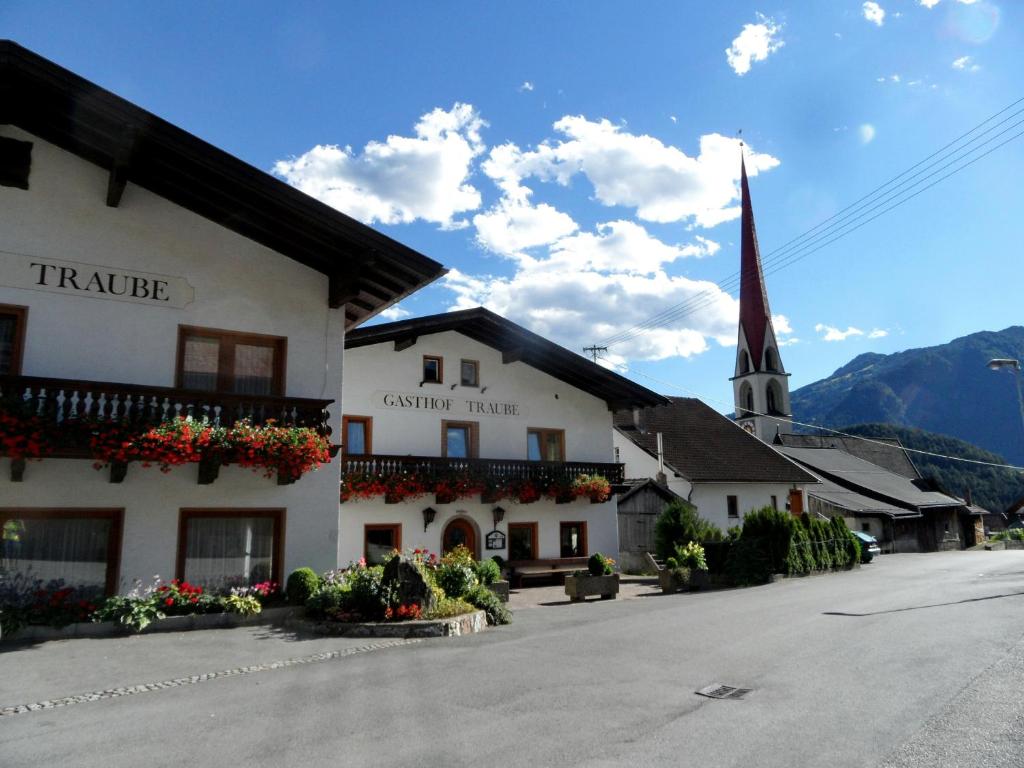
[345,307,669,411]
[0,40,445,328]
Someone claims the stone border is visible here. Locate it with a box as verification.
[0,638,421,718]
[2,606,299,644]
[286,609,487,638]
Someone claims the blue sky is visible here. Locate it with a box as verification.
[3,1,1021,415]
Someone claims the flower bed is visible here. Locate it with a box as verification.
[341,470,610,504]
[0,406,331,483]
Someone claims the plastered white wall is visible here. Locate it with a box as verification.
[0,127,346,589]
[344,333,615,462]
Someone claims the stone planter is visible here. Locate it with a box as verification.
[658,567,709,593]
[486,580,510,603]
[288,609,487,638]
[564,573,619,602]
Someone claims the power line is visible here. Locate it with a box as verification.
[598,97,1024,349]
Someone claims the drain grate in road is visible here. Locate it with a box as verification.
[696,683,752,700]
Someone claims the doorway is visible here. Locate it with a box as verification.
[442,517,478,559]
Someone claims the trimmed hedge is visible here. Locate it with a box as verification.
[654,501,722,560]
[286,567,321,605]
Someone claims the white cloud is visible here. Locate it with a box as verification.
[670,115,678,123]
[815,323,865,342]
[445,265,739,363]
[473,198,579,259]
[479,120,780,227]
[725,14,785,76]
[952,56,981,72]
[859,124,876,144]
[542,222,718,275]
[378,305,411,321]
[773,314,793,335]
[863,1,886,25]
[919,0,941,7]
[518,81,534,92]
[868,328,889,339]
[274,103,486,228]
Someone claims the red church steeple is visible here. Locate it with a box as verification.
[738,155,773,371]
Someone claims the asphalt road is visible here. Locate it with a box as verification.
[3,551,1024,767]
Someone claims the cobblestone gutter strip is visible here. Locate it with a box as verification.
[0,638,421,718]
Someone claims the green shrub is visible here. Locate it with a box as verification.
[441,544,475,567]
[588,552,614,576]
[673,541,708,571]
[702,541,733,574]
[346,564,385,617]
[654,500,722,560]
[1010,528,1024,541]
[724,536,772,586]
[785,522,813,576]
[726,525,743,542]
[223,594,262,617]
[807,517,833,570]
[464,585,512,625]
[475,558,502,586]
[741,507,793,575]
[304,583,347,619]
[426,596,475,619]
[286,567,321,605]
[436,562,477,598]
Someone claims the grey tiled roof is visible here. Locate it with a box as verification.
[614,398,817,484]
[775,433,920,478]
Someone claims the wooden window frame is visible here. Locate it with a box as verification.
[342,415,373,456]
[364,523,402,563]
[422,355,443,384]
[442,420,479,458]
[727,495,739,518]
[176,508,286,587]
[559,520,588,558]
[175,325,287,396]
[508,522,539,561]
[0,508,123,595]
[527,428,566,462]
[459,358,480,388]
[0,304,28,375]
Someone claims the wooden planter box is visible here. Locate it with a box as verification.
[564,573,619,602]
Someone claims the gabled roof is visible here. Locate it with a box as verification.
[775,433,920,478]
[613,397,818,484]
[345,307,667,410]
[737,157,774,371]
[617,478,683,505]
[0,40,445,328]
[776,446,965,512]
[796,467,920,519]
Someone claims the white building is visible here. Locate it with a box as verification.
[0,42,443,594]
[340,308,665,569]
[613,397,816,533]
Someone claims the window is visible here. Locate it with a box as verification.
[765,347,778,372]
[559,521,588,558]
[177,509,283,590]
[442,420,478,458]
[422,355,443,384]
[177,326,285,395]
[342,415,372,455]
[527,428,565,461]
[364,524,401,565]
[739,350,750,374]
[460,359,479,387]
[0,508,123,595]
[0,304,27,375]
[727,495,739,518]
[771,495,778,511]
[861,523,871,533]
[508,522,538,561]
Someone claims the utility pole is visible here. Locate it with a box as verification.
[583,345,608,363]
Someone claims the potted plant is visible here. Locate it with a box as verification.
[564,553,619,602]
[660,541,710,593]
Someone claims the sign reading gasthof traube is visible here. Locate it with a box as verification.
[0,251,195,309]
[372,390,527,419]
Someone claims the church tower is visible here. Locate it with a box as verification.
[732,154,793,442]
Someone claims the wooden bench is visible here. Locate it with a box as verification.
[507,557,589,588]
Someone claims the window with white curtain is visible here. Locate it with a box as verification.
[181,512,280,590]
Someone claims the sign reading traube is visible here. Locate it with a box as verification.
[0,252,194,309]
[372,390,526,419]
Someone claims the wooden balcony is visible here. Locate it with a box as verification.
[0,374,333,435]
[341,453,624,485]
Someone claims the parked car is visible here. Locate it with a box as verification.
[852,531,881,562]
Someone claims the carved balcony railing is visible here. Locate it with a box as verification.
[341,453,624,485]
[0,374,333,437]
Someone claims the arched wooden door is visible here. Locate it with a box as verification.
[442,518,478,559]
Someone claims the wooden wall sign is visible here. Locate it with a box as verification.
[0,251,195,309]
[485,530,506,550]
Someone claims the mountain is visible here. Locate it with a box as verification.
[841,423,1024,514]
[791,327,1024,465]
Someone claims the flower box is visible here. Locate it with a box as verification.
[659,567,709,593]
[564,573,619,602]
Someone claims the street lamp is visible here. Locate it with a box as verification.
[987,358,1024,437]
